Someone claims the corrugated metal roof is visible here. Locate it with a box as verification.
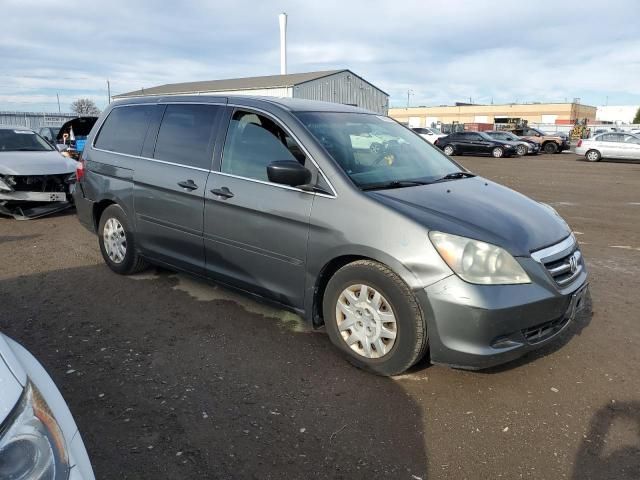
[114,69,347,98]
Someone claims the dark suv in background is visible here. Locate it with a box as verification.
[73,96,588,375]
[435,131,521,157]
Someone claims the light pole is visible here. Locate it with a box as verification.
[407,89,414,109]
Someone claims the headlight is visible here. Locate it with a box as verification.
[429,232,531,285]
[0,382,69,480]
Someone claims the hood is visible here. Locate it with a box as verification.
[56,117,98,142]
[497,140,523,147]
[0,334,26,426]
[368,176,570,256]
[0,151,77,176]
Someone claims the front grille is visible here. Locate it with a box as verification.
[543,250,582,286]
[531,236,584,288]
[522,315,569,344]
[8,174,70,193]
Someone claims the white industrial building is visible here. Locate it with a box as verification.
[113,69,389,114]
[595,105,639,124]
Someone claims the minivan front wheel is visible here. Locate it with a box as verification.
[323,260,428,376]
[492,147,504,158]
[98,204,148,275]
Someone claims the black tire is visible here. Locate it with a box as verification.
[585,149,601,162]
[322,260,428,376]
[516,144,527,156]
[98,204,148,275]
[443,144,455,156]
[543,142,558,154]
[491,147,504,158]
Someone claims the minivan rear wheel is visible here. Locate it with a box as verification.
[323,260,428,376]
[443,145,455,156]
[98,204,148,275]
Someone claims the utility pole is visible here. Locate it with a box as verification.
[56,93,61,113]
[107,80,111,104]
[407,89,413,109]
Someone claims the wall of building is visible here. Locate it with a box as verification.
[293,71,389,114]
[389,103,597,127]
[197,87,293,98]
[595,105,639,124]
[0,111,76,130]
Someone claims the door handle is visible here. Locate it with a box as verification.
[210,187,234,199]
[178,179,198,190]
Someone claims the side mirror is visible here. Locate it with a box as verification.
[267,160,311,187]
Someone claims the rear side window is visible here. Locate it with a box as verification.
[94,105,153,156]
[221,110,304,182]
[154,104,219,169]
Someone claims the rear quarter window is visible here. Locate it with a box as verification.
[94,105,154,156]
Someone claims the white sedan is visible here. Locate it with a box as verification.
[575,132,640,162]
[0,333,95,479]
[411,127,447,144]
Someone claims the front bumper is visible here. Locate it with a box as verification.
[417,263,588,369]
[0,184,74,219]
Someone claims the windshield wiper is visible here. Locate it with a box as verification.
[15,148,47,151]
[361,180,430,191]
[432,171,476,183]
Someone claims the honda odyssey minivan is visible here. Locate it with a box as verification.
[73,96,588,376]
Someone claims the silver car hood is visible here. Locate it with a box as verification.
[0,334,26,425]
[0,151,77,176]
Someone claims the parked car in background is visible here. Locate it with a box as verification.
[509,127,570,154]
[575,132,640,162]
[435,131,521,157]
[485,130,540,156]
[0,332,95,479]
[411,127,447,144]
[74,96,587,375]
[0,126,77,219]
[56,117,99,159]
[38,126,62,144]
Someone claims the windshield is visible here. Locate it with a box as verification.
[295,112,462,189]
[0,129,54,152]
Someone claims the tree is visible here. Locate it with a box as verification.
[634,106,640,124]
[70,98,100,116]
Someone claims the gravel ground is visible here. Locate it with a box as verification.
[0,152,639,479]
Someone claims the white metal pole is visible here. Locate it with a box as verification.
[279,13,287,75]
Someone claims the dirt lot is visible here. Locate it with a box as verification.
[1,152,639,479]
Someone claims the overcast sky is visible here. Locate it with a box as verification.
[2,0,639,112]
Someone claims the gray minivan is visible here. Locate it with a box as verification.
[73,96,588,375]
